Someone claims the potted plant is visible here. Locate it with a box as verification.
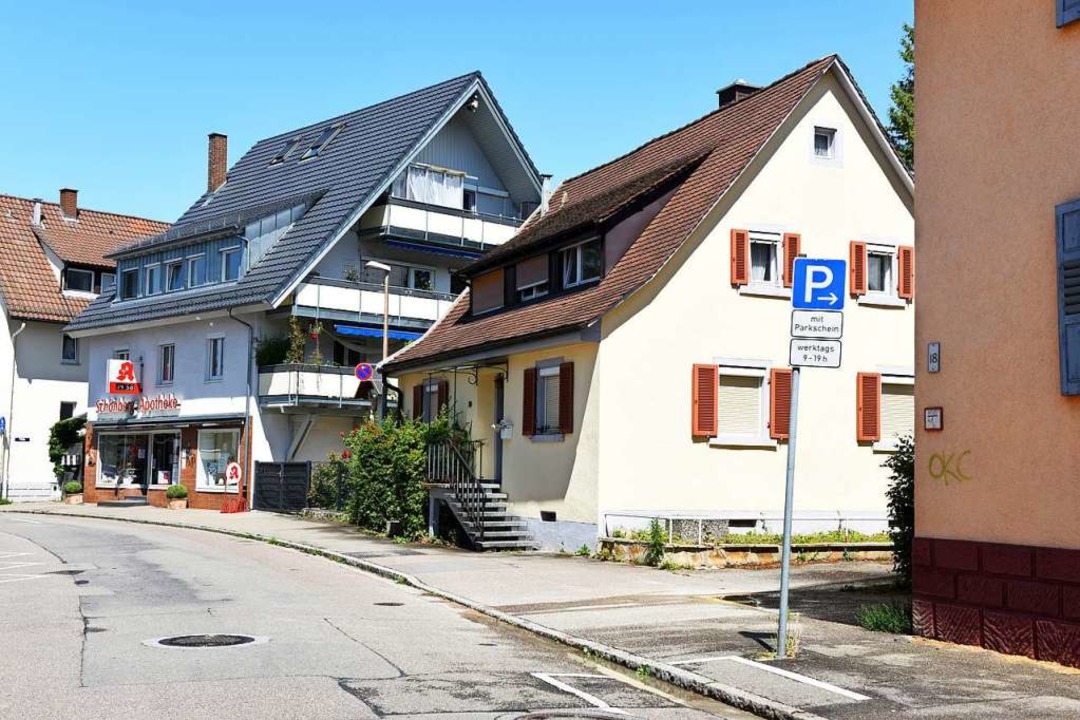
[62,480,83,505]
[165,483,188,510]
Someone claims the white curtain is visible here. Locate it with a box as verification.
[405,166,463,209]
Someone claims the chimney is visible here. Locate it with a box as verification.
[59,188,78,219]
[31,201,43,227]
[207,132,228,192]
[716,79,761,109]
[539,174,553,215]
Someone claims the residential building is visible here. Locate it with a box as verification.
[66,73,542,510]
[384,56,914,551]
[0,190,167,500]
[913,1,1080,667]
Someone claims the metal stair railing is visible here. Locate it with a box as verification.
[427,440,486,539]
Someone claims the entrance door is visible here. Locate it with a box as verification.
[151,434,179,487]
[493,374,504,485]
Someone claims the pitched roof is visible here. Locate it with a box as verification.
[384,56,842,372]
[0,194,166,324]
[68,72,539,333]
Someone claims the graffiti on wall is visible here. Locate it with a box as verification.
[928,450,973,485]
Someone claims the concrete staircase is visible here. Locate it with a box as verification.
[444,482,536,551]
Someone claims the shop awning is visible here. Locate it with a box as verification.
[333,325,423,341]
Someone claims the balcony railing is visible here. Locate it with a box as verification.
[258,364,370,409]
[358,200,520,249]
[294,278,456,324]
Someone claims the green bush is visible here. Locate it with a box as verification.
[62,480,82,495]
[255,336,291,367]
[884,434,915,586]
[0,496,10,506]
[855,602,912,634]
[642,518,666,567]
[48,415,85,478]
[165,484,188,500]
[308,453,348,509]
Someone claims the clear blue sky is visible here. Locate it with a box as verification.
[2,1,912,222]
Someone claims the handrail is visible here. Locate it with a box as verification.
[427,440,486,539]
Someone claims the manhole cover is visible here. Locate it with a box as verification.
[374,602,404,607]
[145,634,269,649]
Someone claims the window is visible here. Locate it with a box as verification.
[561,239,602,288]
[392,164,465,209]
[423,383,440,423]
[206,337,224,381]
[749,236,780,286]
[196,429,240,492]
[523,361,574,438]
[269,137,302,165]
[97,433,148,488]
[537,366,561,434]
[221,247,242,282]
[691,361,776,447]
[411,268,433,291]
[166,261,183,292]
[101,273,116,293]
[463,189,477,213]
[301,123,344,160]
[61,334,78,364]
[159,344,175,384]
[64,268,94,293]
[59,402,76,421]
[880,382,915,446]
[1059,0,1080,27]
[187,255,207,288]
[361,261,435,291]
[518,281,549,302]
[814,127,836,159]
[120,269,139,299]
[145,264,161,295]
[333,341,363,368]
[114,348,130,361]
[867,249,895,295]
[718,370,766,438]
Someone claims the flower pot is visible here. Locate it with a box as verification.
[167,499,188,510]
[64,493,84,505]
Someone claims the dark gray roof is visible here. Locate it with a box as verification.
[69,71,537,333]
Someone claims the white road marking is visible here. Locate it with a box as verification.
[532,673,629,715]
[721,656,870,701]
[0,574,48,584]
[0,552,47,584]
[668,656,735,666]
[0,517,40,524]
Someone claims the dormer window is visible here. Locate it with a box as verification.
[120,269,139,300]
[301,123,344,160]
[560,239,602,288]
[166,261,184,292]
[64,267,94,293]
[101,273,115,293]
[187,255,207,288]
[269,137,302,165]
[221,247,242,281]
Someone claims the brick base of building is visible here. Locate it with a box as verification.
[913,536,1080,667]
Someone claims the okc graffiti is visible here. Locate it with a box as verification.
[928,450,972,485]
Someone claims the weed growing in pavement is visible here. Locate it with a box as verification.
[394,576,407,585]
[392,536,410,545]
[636,665,651,678]
[758,612,803,660]
[658,558,689,572]
[574,544,591,557]
[856,602,912,634]
[582,647,595,660]
[642,519,666,567]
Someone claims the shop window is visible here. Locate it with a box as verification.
[197,429,240,492]
[98,433,149,487]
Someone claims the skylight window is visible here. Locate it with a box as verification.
[269,137,302,166]
[301,123,344,160]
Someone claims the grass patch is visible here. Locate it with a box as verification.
[609,526,890,546]
[855,602,912,634]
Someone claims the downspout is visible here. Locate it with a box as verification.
[2,322,26,499]
[228,309,254,508]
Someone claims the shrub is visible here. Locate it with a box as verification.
[884,434,915,586]
[48,415,85,478]
[255,336,291,367]
[0,496,10,506]
[642,518,667,567]
[62,480,82,495]
[856,602,912,634]
[165,484,188,500]
[308,453,349,509]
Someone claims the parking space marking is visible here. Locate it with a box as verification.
[721,656,870,701]
[531,673,629,715]
[0,552,47,584]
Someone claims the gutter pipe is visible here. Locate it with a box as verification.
[1,322,26,500]
[228,309,255,508]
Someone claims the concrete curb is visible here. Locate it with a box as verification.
[4,508,828,720]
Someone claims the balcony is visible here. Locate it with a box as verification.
[358,199,519,253]
[258,364,372,411]
[294,278,456,328]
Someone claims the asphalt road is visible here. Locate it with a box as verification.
[0,513,754,720]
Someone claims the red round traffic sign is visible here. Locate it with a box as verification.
[355,363,374,382]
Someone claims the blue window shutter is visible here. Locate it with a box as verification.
[1057,199,1080,395]
[1059,0,1080,28]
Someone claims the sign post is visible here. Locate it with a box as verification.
[777,258,847,658]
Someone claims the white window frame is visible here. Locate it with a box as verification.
[186,254,207,289]
[739,228,792,299]
[165,261,183,292]
[159,343,175,385]
[518,280,549,302]
[536,365,562,435]
[119,268,139,299]
[144,263,162,295]
[100,272,116,293]
[195,428,241,493]
[114,348,130,361]
[205,336,224,382]
[61,334,78,365]
[813,126,836,159]
[64,267,94,293]
[220,246,242,282]
[873,373,915,453]
[810,124,843,166]
[709,358,776,449]
[561,238,602,289]
[858,242,906,308]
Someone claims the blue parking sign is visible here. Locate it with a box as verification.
[792,258,846,310]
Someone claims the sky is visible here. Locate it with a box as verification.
[1,1,913,222]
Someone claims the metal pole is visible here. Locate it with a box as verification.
[777,365,801,659]
[382,273,390,362]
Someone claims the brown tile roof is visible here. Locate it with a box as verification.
[385,56,837,372]
[0,194,167,323]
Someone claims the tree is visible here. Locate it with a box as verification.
[888,23,915,170]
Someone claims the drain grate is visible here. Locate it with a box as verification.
[154,634,260,648]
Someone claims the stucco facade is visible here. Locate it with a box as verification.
[913,1,1080,665]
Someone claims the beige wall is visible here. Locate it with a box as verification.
[915,1,1080,547]
[599,73,913,529]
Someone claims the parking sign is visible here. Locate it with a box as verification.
[792,258,846,310]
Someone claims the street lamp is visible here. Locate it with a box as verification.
[365,261,391,362]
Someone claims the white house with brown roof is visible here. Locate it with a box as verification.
[385,56,915,550]
[0,190,166,500]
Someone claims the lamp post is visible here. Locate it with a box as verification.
[365,261,392,362]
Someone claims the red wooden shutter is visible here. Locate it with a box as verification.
[856,372,881,442]
[412,385,423,420]
[730,229,749,286]
[691,364,718,437]
[849,241,867,297]
[769,368,793,440]
[782,233,801,289]
[558,362,574,434]
[436,380,449,415]
[522,368,537,436]
[898,245,915,300]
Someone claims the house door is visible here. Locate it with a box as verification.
[493,374,505,484]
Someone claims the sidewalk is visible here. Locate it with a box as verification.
[6,503,1080,719]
